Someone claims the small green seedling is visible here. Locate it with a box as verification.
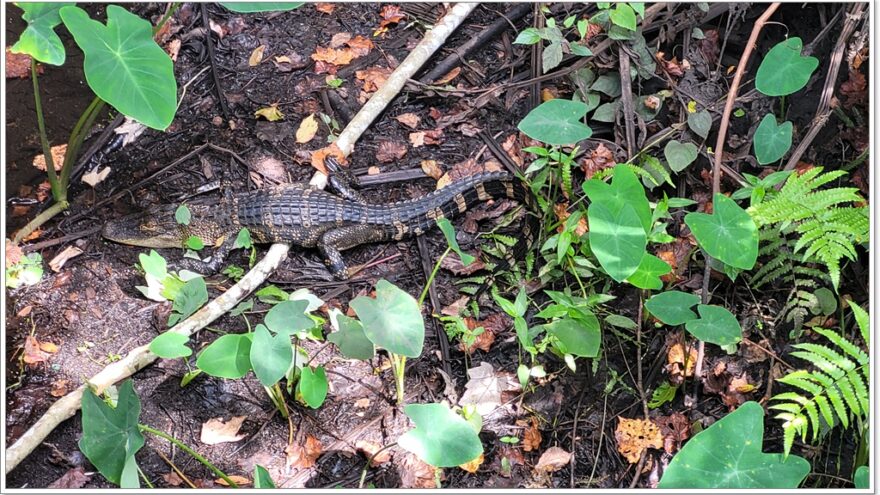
[684,194,758,270]
[753,114,793,165]
[518,99,593,145]
[5,253,44,289]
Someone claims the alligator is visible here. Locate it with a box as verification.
[102,164,539,280]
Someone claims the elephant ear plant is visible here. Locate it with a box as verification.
[10,3,178,245]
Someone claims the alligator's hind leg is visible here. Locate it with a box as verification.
[325,157,367,204]
[317,225,390,279]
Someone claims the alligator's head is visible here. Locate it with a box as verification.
[102,203,224,248]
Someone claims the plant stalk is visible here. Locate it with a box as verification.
[12,200,68,244]
[60,96,106,193]
[138,424,238,488]
[418,247,451,305]
[389,354,407,404]
[30,59,61,199]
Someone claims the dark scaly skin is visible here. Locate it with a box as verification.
[102,171,539,279]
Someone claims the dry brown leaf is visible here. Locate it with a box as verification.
[295,113,319,143]
[436,158,501,190]
[541,87,558,101]
[458,453,484,473]
[6,239,23,268]
[48,246,83,273]
[356,66,392,92]
[330,32,351,48]
[48,467,90,489]
[166,39,182,61]
[287,435,323,470]
[656,51,686,77]
[375,140,407,163]
[398,452,437,488]
[580,143,615,179]
[311,144,346,175]
[39,341,58,353]
[354,397,371,408]
[500,133,524,167]
[534,446,571,473]
[50,378,70,397]
[457,123,482,137]
[521,417,542,452]
[254,104,284,121]
[32,144,67,172]
[23,335,50,365]
[434,67,461,85]
[666,342,698,384]
[553,203,588,236]
[420,159,443,180]
[18,305,32,317]
[656,412,690,455]
[215,475,250,487]
[356,440,392,466]
[200,416,247,445]
[346,36,374,57]
[315,2,335,14]
[82,166,112,187]
[248,44,265,66]
[6,48,37,79]
[374,4,405,36]
[463,328,495,354]
[409,129,444,148]
[367,166,380,175]
[615,417,663,464]
[441,296,470,317]
[441,254,486,276]
[311,46,355,70]
[162,471,184,487]
[395,112,421,129]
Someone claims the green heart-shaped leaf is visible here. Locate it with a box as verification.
[328,311,375,360]
[664,140,699,172]
[11,3,75,65]
[398,403,483,467]
[149,332,192,359]
[350,279,425,357]
[254,465,276,489]
[685,194,758,270]
[518,99,593,145]
[659,402,810,488]
[197,334,253,379]
[588,202,647,282]
[645,291,700,325]
[250,324,293,386]
[168,277,208,327]
[264,299,314,335]
[546,315,601,357]
[582,165,651,233]
[755,37,819,97]
[610,3,637,30]
[298,366,328,409]
[79,380,145,487]
[220,2,304,13]
[626,253,671,290]
[60,5,177,130]
[753,114,793,165]
[687,110,712,139]
[684,304,742,346]
[854,466,869,489]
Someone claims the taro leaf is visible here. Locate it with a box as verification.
[658,402,810,488]
[168,277,208,327]
[626,253,671,290]
[327,311,375,360]
[254,465,275,489]
[753,114,793,165]
[755,37,819,97]
[687,110,712,139]
[139,250,167,280]
[588,202,647,282]
[591,101,619,122]
[437,217,475,266]
[220,2,305,12]
[546,316,601,358]
[264,299,313,335]
[610,4,637,31]
[645,291,700,325]
[684,304,742,346]
[350,279,425,358]
[149,332,192,359]
[174,204,191,225]
[854,466,869,489]
[196,334,253,379]
[582,165,651,233]
[250,324,292,386]
[398,403,483,468]
[11,3,75,65]
[591,73,622,97]
[684,194,758,270]
[298,366,328,408]
[79,380,145,487]
[518,99,593,145]
[664,140,699,173]
[60,5,177,130]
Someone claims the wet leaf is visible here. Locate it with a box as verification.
[356,440,392,466]
[375,140,407,163]
[200,416,247,445]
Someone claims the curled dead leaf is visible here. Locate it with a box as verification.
[458,453,484,473]
[395,112,422,129]
[580,143,616,179]
[521,417,542,452]
[254,104,284,121]
[32,144,67,172]
[615,417,663,464]
[356,440,392,466]
[534,446,571,473]
[315,3,335,14]
[248,44,265,66]
[215,475,250,486]
[420,159,443,180]
[375,140,407,163]
[434,67,461,85]
[23,335,50,365]
[356,66,392,92]
[409,129,444,148]
[295,113,319,143]
[82,167,111,187]
[286,435,323,469]
[553,203,588,236]
[200,416,247,445]
[666,342,698,384]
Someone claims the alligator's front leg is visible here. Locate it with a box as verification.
[318,224,391,279]
[170,232,237,275]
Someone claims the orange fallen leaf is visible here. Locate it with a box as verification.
[521,417,542,452]
[666,342,698,384]
[286,435,322,469]
[580,143,616,179]
[51,379,70,397]
[356,440,392,466]
[615,417,663,464]
[330,32,352,48]
[311,144,346,175]
[395,112,421,129]
[458,453,484,473]
[374,5,405,36]
[346,35,374,57]
[32,144,67,172]
[215,475,250,486]
[315,2,335,14]
[312,46,355,66]
[420,159,443,179]
[23,336,50,365]
[541,87,557,101]
[553,202,588,236]
[6,47,37,79]
[534,447,571,473]
[434,67,461,85]
[356,66,392,92]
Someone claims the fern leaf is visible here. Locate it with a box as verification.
[848,301,869,344]
[813,328,868,364]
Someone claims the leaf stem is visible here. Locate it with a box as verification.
[138,424,238,488]
[30,59,60,200]
[418,247,451,306]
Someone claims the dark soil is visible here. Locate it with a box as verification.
[4,2,869,489]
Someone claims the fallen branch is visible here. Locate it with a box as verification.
[6,2,479,476]
[5,243,290,474]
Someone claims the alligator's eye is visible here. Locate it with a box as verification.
[140,220,158,232]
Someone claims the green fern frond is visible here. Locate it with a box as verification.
[748,167,867,290]
[771,308,870,456]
